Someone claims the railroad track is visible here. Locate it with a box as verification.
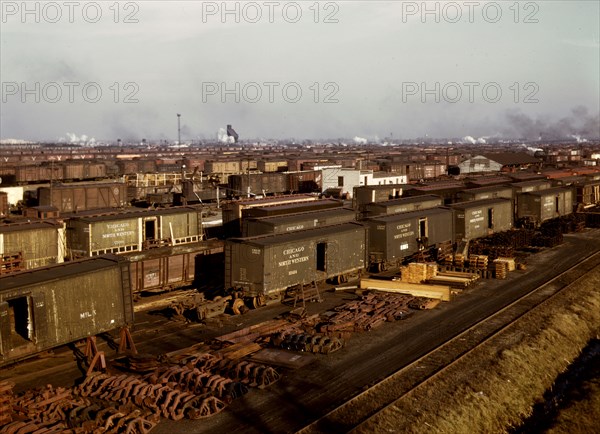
[298,250,600,434]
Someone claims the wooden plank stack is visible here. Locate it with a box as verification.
[468,254,489,270]
[400,263,427,283]
[494,257,516,279]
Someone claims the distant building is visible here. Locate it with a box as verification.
[458,152,539,174]
[321,168,408,198]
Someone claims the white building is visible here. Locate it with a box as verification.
[321,168,408,198]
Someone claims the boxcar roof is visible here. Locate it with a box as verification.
[0,220,61,233]
[365,207,452,223]
[370,195,442,207]
[246,207,355,224]
[231,222,364,246]
[248,198,342,213]
[450,198,512,209]
[66,206,201,222]
[520,187,572,196]
[0,255,122,292]
[461,185,513,194]
[511,180,551,187]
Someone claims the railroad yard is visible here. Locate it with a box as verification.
[1,228,599,433]
[2,141,600,433]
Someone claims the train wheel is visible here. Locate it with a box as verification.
[231,298,245,315]
[252,295,266,309]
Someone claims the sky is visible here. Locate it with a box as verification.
[1,0,599,142]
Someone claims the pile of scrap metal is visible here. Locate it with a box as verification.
[317,293,415,337]
[187,353,280,389]
[77,372,226,421]
[5,383,157,433]
[270,332,345,355]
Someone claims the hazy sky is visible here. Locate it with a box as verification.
[1,0,599,142]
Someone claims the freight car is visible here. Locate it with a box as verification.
[227,172,289,197]
[242,207,357,237]
[363,207,454,272]
[38,182,128,213]
[450,198,514,241]
[123,239,224,294]
[2,162,109,185]
[65,206,204,258]
[0,255,133,367]
[516,187,574,224]
[225,222,368,304]
[362,195,443,218]
[0,221,64,273]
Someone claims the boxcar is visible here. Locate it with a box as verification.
[0,255,133,366]
[451,198,513,241]
[363,195,443,218]
[228,172,289,197]
[38,182,128,213]
[457,186,514,202]
[0,221,64,272]
[123,239,223,293]
[66,206,204,258]
[364,207,454,270]
[286,170,322,193]
[225,222,368,299]
[352,184,406,211]
[516,187,574,224]
[243,208,357,237]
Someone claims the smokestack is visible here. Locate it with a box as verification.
[227,124,239,143]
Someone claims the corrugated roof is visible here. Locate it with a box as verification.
[481,152,540,165]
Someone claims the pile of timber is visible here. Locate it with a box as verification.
[426,270,480,289]
[468,254,489,270]
[400,262,438,284]
[215,319,291,344]
[360,278,451,301]
[493,257,516,279]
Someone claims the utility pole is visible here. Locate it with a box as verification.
[177,113,181,145]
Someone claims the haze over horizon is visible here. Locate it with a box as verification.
[1,1,599,143]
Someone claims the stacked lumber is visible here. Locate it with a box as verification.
[360,278,451,301]
[494,260,509,279]
[496,257,516,271]
[468,254,488,270]
[427,270,479,289]
[425,263,438,280]
[400,262,428,283]
[0,380,13,425]
[493,257,515,279]
[216,319,290,344]
[453,252,466,267]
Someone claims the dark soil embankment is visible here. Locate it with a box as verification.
[355,265,600,433]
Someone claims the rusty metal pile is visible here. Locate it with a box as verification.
[271,333,345,354]
[317,293,414,337]
[4,383,157,434]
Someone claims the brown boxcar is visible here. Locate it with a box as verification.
[287,170,323,193]
[123,239,223,293]
[38,183,128,212]
[0,255,133,366]
[228,172,289,196]
[225,222,367,297]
